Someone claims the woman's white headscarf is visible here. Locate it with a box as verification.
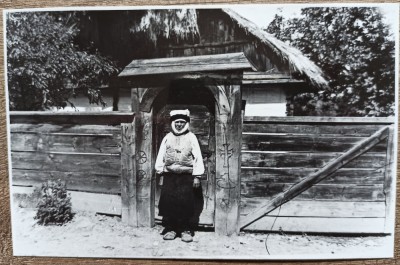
[170,109,190,135]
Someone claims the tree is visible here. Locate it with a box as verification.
[7,12,119,111]
[266,7,395,116]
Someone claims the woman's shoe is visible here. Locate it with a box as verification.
[163,231,177,240]
[181,231,193,243]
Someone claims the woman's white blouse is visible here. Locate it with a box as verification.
[155,132,205,176]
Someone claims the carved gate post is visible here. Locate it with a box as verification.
[121,122,137,226]
[213,84,242,236]
[132,88,155,227]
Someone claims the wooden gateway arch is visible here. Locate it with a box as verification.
[117,52,395,236]
[118,52,254,236]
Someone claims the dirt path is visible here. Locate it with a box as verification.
[12,207,392,260]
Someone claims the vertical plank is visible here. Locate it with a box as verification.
[204,133,216,221]
[120,122,137,226]
[132,88,155,227]
[384,125,395,233]
[214,84,242,235]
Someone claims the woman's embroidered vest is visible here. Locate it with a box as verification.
[164,132,194,173]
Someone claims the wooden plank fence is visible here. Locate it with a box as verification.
[9,112,396,234]
[240,116,395,234]
[10,112,134,215]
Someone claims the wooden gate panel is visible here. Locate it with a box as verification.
[240,117,394,233]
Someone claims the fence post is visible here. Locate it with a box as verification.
[132,88,155,227]
[214,84,242,236]
[121,122,137,226]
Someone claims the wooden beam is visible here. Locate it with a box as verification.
[243,216,386,234]
[121,122,137,225]
[11,152,120,175]
[240,126,390,229]
[12,169,120,194]
[10,111,134,125]
[243,72,292,79]
[242,79,305,85]
[243,122,388,136]
[241,151,386,168]
[240,200,386,218]
[10,123,120,134]
[214,84,242,235]
[243,116,395,124]
[162,40,249,50]
[384,126,395,233]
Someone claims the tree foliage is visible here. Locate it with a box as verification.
[266,7,395,116]
[7,12,119,111]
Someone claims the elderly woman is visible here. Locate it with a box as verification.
[155,109,204,243]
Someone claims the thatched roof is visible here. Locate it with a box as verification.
[222,8,329,88]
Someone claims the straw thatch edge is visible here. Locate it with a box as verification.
[222,8,329,89]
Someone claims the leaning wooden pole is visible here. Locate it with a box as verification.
[240,126,390,230]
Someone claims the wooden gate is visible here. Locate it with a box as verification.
[239,117,395,234]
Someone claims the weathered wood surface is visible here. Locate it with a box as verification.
[241,151,386,168]
[163,9,287,73]
[384,126,395,233]
[11,132,120,153]
[240,200,386,218]
[213,84,242,235]
[132,87,155,227]
[244,116,395,124]
[239,118,395,235]
[243,216,386,234]
[243,72,292,79]
[243,122,388,135]
[10,111,134,125]
[11,152,120,174]
[242,79,305,85]
[10,123,120,134]
[10,120,123,196]
[121,122,137,225]
[119,52,254,77]
[240,126,390,229]
[12,169,120,194]
[241,183,385,201]
[242,133,387,152]
[241,167,385,184]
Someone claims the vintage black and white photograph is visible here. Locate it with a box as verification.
[4,3,399,260]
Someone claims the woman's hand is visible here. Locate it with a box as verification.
[193,177,201,188]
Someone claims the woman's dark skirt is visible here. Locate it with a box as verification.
[158,173,204,233]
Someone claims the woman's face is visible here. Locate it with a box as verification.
[174,120,187,131]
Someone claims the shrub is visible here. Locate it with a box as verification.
[34,180,74,225]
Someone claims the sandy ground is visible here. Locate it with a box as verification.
[11,207,393,260]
